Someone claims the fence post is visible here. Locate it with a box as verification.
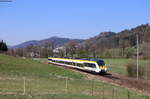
[65,77,70,99]
[112,88,115,99]
[65,77,69,99]
[128,90,130,99]
[23,77,26,95]
[65,77,68,89]
[102,82,105,99]
[91,80,94,96]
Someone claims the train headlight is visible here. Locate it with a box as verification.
[99,66,105,70]
[105,67,107,71]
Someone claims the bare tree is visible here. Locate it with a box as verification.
[65,40,78,58]
[119,39,130,57]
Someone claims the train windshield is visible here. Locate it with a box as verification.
[97,60,105,66]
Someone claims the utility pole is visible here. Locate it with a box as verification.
[136,34,139,80]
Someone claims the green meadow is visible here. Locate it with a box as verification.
[0,54,149,99]
[104,58,150,75]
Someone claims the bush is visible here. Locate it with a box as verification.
[125,48,134,58]
[126,62,144,77]
[142,54,150,60]
[144,67,150,77]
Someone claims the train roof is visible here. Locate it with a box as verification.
[48,57,104,62]
[80,58,103,61]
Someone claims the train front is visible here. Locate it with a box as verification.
[96,60,107,73]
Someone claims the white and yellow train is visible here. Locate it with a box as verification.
[48,57,107,74]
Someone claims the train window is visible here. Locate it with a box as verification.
[97,60,105,66]
[76,63,84,67]
[65,62,68,64]
[67,62,72,65]
[57,61,62,63]
[60,61,64,63]
[84,63,96,68]
[72,62,76,66]
[48,59,52,61]
[55,61,58,63]
[60,61,65,64]
[65,62,72,65]
[69,62,72,65]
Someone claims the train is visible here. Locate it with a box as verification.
[48,57,107,74]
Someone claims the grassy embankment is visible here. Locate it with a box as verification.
[0,54,149,99]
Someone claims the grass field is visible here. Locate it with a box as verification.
[104,58,150,75]
[0,54,150,99]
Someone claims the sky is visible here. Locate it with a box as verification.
[0,0,150,46]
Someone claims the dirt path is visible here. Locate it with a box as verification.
[47,63,150,95]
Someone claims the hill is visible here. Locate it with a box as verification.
[85,24,150,49]
[80,24,150,58]
[12,36,84,48]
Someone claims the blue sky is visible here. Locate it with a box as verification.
[0,0,150,45]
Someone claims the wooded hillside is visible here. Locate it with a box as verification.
[8,24,150,59]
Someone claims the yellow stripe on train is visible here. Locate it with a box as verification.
[49,57,97,64]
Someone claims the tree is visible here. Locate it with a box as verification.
[119,39,130,57]
[77,49,87,58]
[65,40,77,58]
[41,42,55,58]
[82,40,91,58]
[0,40,8,52]
[15,48,24,57]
